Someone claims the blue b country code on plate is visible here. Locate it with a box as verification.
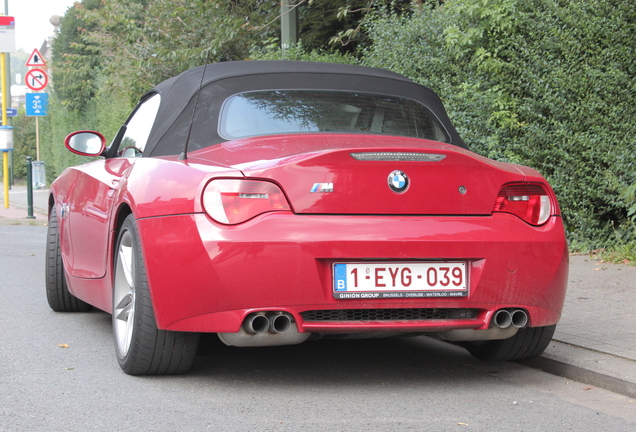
[333,262,468,299]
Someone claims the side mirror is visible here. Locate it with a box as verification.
[65,131,106,157]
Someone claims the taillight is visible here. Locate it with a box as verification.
[493,183,552,225]
[202,179,291,224]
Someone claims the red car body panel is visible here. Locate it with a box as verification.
[52,134,568,336]
[137,212,567,333]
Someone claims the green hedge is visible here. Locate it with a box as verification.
[362,0,636,248]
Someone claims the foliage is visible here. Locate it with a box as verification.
[362,0,636,248]
[34,0,636,250]
[303,0,413,52]
[51,0,103,111]
[596,243,636,266]
[251,42,360,64]
[77,0,277,102]
[11,108,37,178]
[52,1,415,104]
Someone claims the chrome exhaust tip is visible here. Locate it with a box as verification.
[243,313,270,334]
[267,313,292,334]
[511,309,528,328]
[493,309,512,329]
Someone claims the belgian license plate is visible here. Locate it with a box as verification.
[333,262,468,299]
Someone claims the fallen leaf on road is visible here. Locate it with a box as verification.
[583,387,594,390]
[57,343,69,348]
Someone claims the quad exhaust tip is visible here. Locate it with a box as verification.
[493,309,528,329]
[244,312,293,335]
[218,312,310,347]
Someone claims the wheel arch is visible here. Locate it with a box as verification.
[114,202,133,235]
[48,193,55,216]
[109,203,133,284]
[111,202,134,272]
[110,203,161,319]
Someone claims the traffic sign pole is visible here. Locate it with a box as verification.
[1,52,9,208]
[2,151,8,209]
[0,15,14,208]
[36,118,40,161]
[1,53,7,127]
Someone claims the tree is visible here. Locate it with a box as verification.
[51,0,103,111]
[11,110,37,178]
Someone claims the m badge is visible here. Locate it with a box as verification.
[311,183,334,193]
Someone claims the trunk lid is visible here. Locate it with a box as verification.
[190,134,529,215]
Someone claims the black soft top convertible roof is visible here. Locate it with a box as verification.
[154,60,415,95]
[142,60,466,156]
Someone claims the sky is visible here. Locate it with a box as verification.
[6,0,78,52]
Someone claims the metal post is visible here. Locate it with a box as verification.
[2,0,13,200]
[281,1,299,50]
[3,1,10,97]
[26,156,35,219]
[4,0,12,185]
[1,52,8,208]
[2,151,7,208]
[36,117,40,160]
[1,53,7,129]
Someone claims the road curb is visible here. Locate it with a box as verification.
[521,340,636,398]
[0,217,47,226]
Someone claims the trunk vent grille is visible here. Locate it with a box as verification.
[301,308,478,322]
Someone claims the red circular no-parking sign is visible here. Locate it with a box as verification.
[25,68,49,91]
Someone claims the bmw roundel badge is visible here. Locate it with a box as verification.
[388,170,409,193]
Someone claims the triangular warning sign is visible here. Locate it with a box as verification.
[26,48,46,67]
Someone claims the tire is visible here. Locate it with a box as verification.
[45,207,92,312]
[464,325,556,361]
[112,214,200,375]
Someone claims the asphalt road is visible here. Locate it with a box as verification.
[1,225,635,432]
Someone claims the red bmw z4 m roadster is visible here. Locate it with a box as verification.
[46,61,568,375]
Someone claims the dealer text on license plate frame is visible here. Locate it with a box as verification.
[333,261,468,299]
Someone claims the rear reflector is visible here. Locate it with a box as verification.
[203,179,291,224]
[493,184,552,225]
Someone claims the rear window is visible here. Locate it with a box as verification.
[218,90,449,142]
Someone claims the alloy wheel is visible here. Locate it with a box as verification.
[113,230,136,357]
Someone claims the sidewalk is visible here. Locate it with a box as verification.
[0,184,49,225]
[523,255,636,398]
[1,185,635,396]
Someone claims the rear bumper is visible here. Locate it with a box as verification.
[137,212,568,334]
